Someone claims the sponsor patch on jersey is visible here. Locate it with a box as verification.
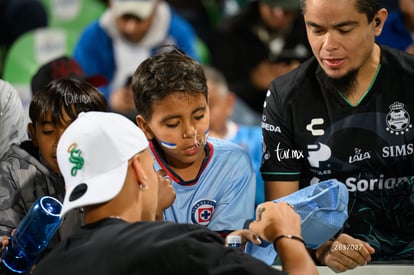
[191,199,216,226]
[386,102,412,135]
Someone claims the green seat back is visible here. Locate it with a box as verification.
[2,27,79,108]
[40,0,106,33]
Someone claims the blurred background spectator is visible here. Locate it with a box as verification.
[210,0,311,119]
[30,55,108,95]
[0,79,28,161]
[73,0,201,101]
[0,0,48,76]
[383,0,399,12]
[204,65,264,207]
[109,74,136,121]
[377,0,414,55]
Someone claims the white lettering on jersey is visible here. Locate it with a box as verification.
[345,175,412,191]
[274,142,304,161]
[382,143,414,158]
[349,148,371,164]
[261,122,282,133]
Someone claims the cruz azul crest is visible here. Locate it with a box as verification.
[191,199,216,226]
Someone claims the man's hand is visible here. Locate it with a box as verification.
[249,201,301,242]
[317,233,375,273]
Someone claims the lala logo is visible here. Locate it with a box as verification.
[348,148,371,164]
[191,199,216,226]
[386,102,412,135]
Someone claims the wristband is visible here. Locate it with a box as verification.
[273,234,306,246]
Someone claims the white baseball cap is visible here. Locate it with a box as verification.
[57,111,149,216]
[111,0,157,19]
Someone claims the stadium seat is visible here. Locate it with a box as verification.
[2,27,79,108]
[40,0,106,33]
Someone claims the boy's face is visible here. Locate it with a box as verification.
[29,110,72,174]
[137,92,210,170]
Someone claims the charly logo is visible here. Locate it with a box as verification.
[386,102,412,135]
[306,118,325,136]
[191,199,216,226]
[67,143,84,176]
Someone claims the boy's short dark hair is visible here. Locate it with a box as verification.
[29,78,107,127]
[131,48,208,121]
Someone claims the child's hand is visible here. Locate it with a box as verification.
[226,229,262,249]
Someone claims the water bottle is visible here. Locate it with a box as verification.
[1,196,62,274]
[226,235,243,252]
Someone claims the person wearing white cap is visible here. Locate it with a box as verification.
[73,0,201,102]
[32,111,317,275]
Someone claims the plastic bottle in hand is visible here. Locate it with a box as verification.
[226,235,243,253]
[1,196,62,274]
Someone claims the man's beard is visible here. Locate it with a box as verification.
[319,69,358,98]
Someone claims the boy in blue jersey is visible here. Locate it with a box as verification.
[204,65,264,208]
[132,47,256,237]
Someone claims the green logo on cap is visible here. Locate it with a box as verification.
[68,143,84,176]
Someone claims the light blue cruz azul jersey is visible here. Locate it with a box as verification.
[150,137,256,235]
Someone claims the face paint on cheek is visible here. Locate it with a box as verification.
[194,129,209,147]
[160,140,177,149]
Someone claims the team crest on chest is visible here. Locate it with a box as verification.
[191,199,216,226]
[386,102,412,135]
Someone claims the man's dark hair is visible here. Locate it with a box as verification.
[300,0,382,22]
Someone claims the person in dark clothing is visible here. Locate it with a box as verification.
[262,0,414,272]
[210,0,311,116]
[32,111,318,275]
[0,0,48,75]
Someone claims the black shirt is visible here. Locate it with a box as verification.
[33,218,287,275]
[261,45,414,260]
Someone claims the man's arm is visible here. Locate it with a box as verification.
[265,180,299,201]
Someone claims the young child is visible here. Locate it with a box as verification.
[0,78,107,243]
[204,65,264,208]
[132,48,256,236]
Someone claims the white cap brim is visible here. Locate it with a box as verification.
[112,0,156,19]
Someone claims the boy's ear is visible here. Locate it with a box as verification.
[28,123,39,147]
[135,115,154,140]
